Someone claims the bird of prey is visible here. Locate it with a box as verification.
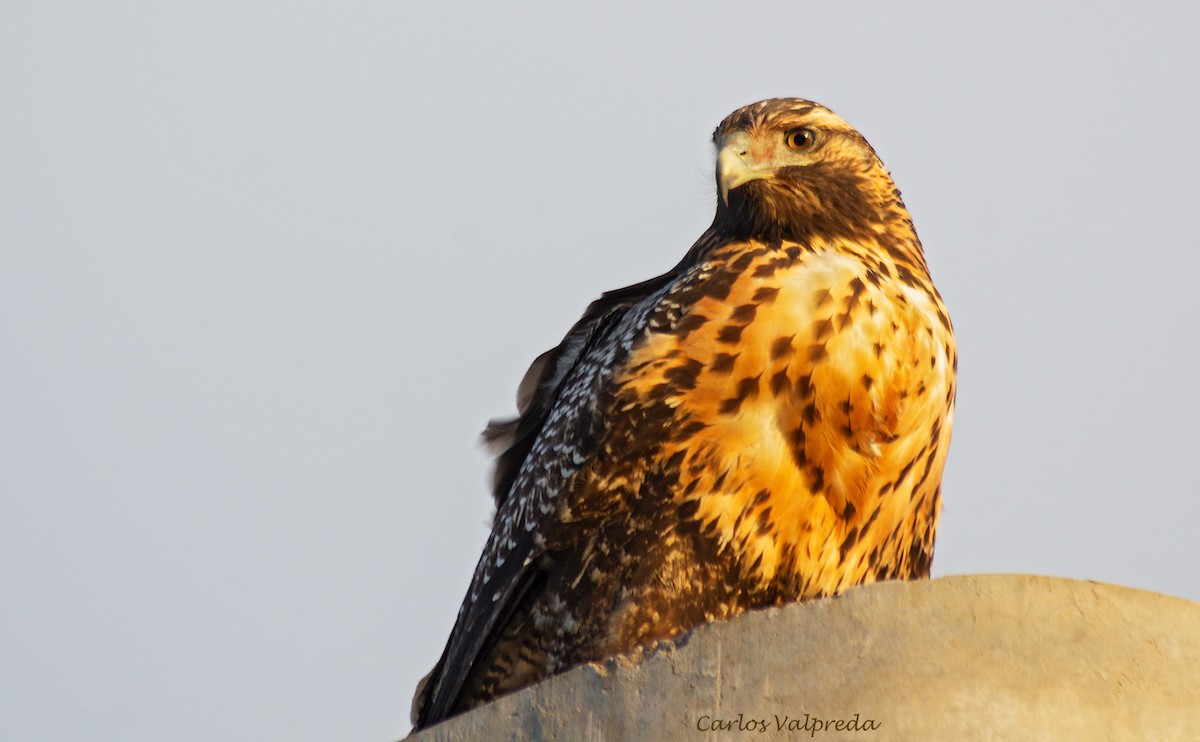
[411,98,956,730]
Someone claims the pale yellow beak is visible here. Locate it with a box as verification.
[717,130,773,206]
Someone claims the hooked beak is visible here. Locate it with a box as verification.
[717,130,773,206]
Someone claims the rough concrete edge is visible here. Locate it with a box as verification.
[403,574,1200,740]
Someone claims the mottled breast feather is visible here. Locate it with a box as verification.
[411,98,956,730]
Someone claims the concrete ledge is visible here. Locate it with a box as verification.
[407,575,1200,740]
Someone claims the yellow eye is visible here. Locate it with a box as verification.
[784,128,816,151]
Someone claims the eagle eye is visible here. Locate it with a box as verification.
[784,128,816,151]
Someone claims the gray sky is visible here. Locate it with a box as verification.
[3,2,1198,740]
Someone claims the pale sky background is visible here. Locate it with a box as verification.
[3,2,1199,740]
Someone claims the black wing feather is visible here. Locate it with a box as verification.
[413,530,547,726]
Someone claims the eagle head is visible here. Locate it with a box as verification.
[712,98,906,243]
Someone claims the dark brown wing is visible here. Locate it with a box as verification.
[411,228,725,729]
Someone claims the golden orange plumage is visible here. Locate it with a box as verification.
[411,98,956,730]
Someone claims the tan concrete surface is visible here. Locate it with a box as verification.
[405,574,1200,741]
